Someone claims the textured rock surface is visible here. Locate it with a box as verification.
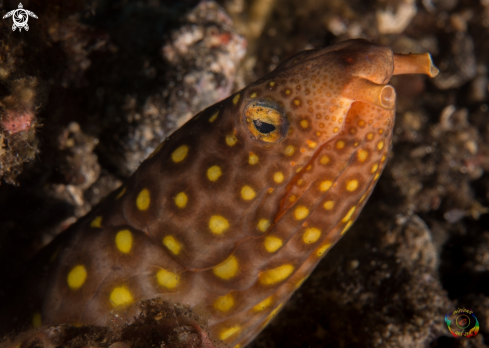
[1,299,212,348]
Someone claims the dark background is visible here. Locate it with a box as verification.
[0,0,488,347]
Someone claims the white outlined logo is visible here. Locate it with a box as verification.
[3,3,38,32]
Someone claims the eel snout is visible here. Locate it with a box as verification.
[342,51,439,111]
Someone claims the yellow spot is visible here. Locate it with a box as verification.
[274,172,284,183]
[115,230,133,254]
[220,326,241,340]
[264,236,283,253]
[269,81,276,87]
[214,293,234,312]
[358,120,365,126]
[156,269,179,289]
[67,265,87,290]
[297,179,304,185]
[171,145,189,163]
[346,179,359,192]
[284,145,295,156]
[209,111,219,123]
[250,92,257,98]
[296,276,308,289]
[307,140,317,148]
[294,99,300,106]
[319,180,332,192]
[342,206,356,223]
[300,120,308,128]
[226,134,237,146]
[294,206,309,220]
[213,255,238,280]
[333,127,339,133]
[303,227,321,244]
[367,132,374,140]
[377,140,384,150]
[110,286,133,307]
[163,235,182,255]
[336,140,345,149]
[260,264,294,285]
[371,163,379,173]
[374,173,380,180]
[32,313,42,328]
[90,216,102,228]
[207,165,222,182]
[136,189,150,211]
[249,152,259,165]
[341,220,353,235]
[116,186,126,199]
[323,200,334,210]
[209,215,229,235]
[233,94,240,105]
[253,296,273,312]
[258,219,271,233]
[285,89,291,95]
[174,192,188,208]
[320,155,330,165]
[359,192,368,203]
[358,149,368,162]
[381,155,386,162]
[316,243,331,257]
[241,185,256,200]
[289,195,296,202]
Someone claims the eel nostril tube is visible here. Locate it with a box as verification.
[380,85,396,109]
[393,53,440,77]
[342,79,396,110]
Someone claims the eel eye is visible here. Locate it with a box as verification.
[253,119,276,134]
[244,101,288,143]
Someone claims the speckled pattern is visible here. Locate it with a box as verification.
[3,40,437,348]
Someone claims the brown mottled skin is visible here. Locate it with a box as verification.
[2,40,438,347]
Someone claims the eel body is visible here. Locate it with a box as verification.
[7,39,438,347]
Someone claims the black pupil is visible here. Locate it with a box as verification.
[253,119,276,134]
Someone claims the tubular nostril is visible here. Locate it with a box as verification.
[393,53,440,78]
[380,85,396,109]
[342,78,396,110]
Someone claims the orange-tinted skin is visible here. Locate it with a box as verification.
[6,40,435,347]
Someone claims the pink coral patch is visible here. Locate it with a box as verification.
[1,109,34,134]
